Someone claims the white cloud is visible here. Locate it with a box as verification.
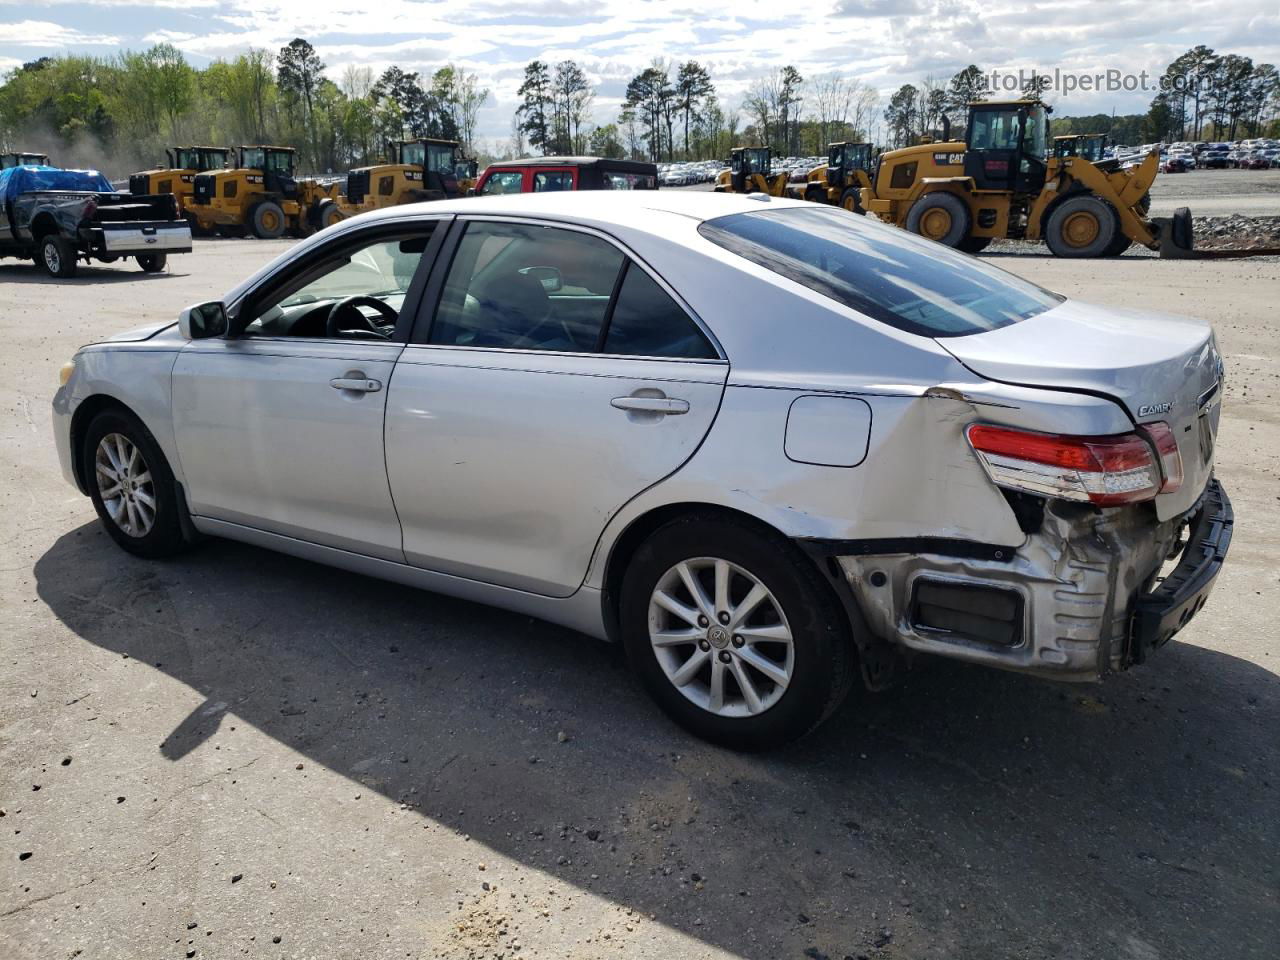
[0,20,120,46]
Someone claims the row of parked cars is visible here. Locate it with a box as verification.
[1110,139,1280,173]
[657,156,830,187]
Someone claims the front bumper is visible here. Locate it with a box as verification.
[830,479,1232,681]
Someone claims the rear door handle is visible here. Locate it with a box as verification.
[330,377,382,393]
[611,396,689,415]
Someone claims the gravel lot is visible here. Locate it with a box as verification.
[2,221,1277,960]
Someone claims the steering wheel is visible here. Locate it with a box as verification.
[325,295,399,339]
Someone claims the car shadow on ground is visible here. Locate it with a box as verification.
[34,523,1279,959]
[0,263,183,284]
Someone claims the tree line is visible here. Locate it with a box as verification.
[0,40,489,176]
[3,41,1277,180]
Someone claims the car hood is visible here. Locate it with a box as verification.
[97,320,178,343]
[940,298,1222,520]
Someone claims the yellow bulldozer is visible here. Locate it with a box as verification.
[860,101,1171,257]
[339,138,464,215]
[1,152,50,168]
[792,141,874,211]
[129,146,232,224]
[714,147,790,196]
[455,156,479,195]
[187,145,343,239]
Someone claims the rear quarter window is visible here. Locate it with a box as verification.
[697,206,1063,338]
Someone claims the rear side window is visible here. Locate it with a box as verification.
[603,266,716,359]
[697,207,1062,337]
[534,171,574,192]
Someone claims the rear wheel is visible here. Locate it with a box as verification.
[620,515,856,750]
[83,409,188,558]
[839,187,864,214]
[1045,194,1118,258]
[136,253,167,272]
[39,235,77,278]
[250,200,286,239]
[905,192,970,247]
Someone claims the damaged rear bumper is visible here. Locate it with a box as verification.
[813,479,1232,682]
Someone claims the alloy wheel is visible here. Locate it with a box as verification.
[44,244,60,273]
[95,433,155,537]
[648,557,795,718]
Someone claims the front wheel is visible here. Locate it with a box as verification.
[905,192,971,247]
[136,253,167,272]
[83,408,189,558]
[620,515,856,750]
[839,187,864,214]
[1045,194,1118,258]
[39,235,77,278]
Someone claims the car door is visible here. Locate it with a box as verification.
[171,218,448,561]
[384,216,729,597]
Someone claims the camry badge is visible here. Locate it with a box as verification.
[1138,401,1173,417]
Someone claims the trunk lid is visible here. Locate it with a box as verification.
[940,298,1223,520]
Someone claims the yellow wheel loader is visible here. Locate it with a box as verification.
[791,141,874,211]
[859,101,1173,257]
[455,157,479,196]
[339,138,463,216]
[187,146,343,239]
[1052,134,1107,164]
[1,152,50,169]
[714,147,790,196]
[129,146,232,230]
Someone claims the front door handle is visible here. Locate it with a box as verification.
[330,377,382,393]
[611,396,689,415]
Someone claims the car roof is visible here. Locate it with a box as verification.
[349,189,808,235]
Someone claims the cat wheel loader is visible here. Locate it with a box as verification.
[455,157,479,195]
[1053,134,1107,164]
[791,141,874,211]
[714,147,790,196]
[859,101,1175,257]
[1,152,50,169]
[339,138,463,215]
[187,146,343,239]
[129,146,232,228]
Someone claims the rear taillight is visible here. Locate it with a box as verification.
[966,423,1180,507]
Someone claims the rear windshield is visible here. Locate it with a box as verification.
[697,206,1063,338]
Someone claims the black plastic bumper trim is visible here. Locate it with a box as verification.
[1128,478,1233,665]
[796,537,1019,563]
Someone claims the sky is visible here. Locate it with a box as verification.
[1,0,1278,146]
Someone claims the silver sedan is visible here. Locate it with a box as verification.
[52,191,1233,748]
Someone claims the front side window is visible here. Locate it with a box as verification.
[240,148,264,170]
[242,230,435,340]
[430,221,623,352]
[266,151,293,175]
[175,149,199,169]
[400,142,424,167]
[534,171,574,192]
[479,171,524,195]
[698,206,1062,338]
[969,111,1020,151]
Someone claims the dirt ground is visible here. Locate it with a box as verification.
[1,222,1277,960]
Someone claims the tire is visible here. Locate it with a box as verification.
[905,192,970,247]
[250,200,286,239]
[1170,206,1194,251]
[39,235,77,278]
[1102,233,1133,257]
[619,514,856,750]
[1044,194,1118,258]
[83,408,189,558]
[317,202,342,230]
[839,187,864,214]
[136,253,167,272]
[805,186,826,204]
[958,236,992,254]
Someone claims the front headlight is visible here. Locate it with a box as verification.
[58,360,76,386]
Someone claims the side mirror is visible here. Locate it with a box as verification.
[519,266,563,293]
[178,301,228,340]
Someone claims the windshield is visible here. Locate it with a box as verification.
[697,206,1062,338]
[426,143,455,175]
